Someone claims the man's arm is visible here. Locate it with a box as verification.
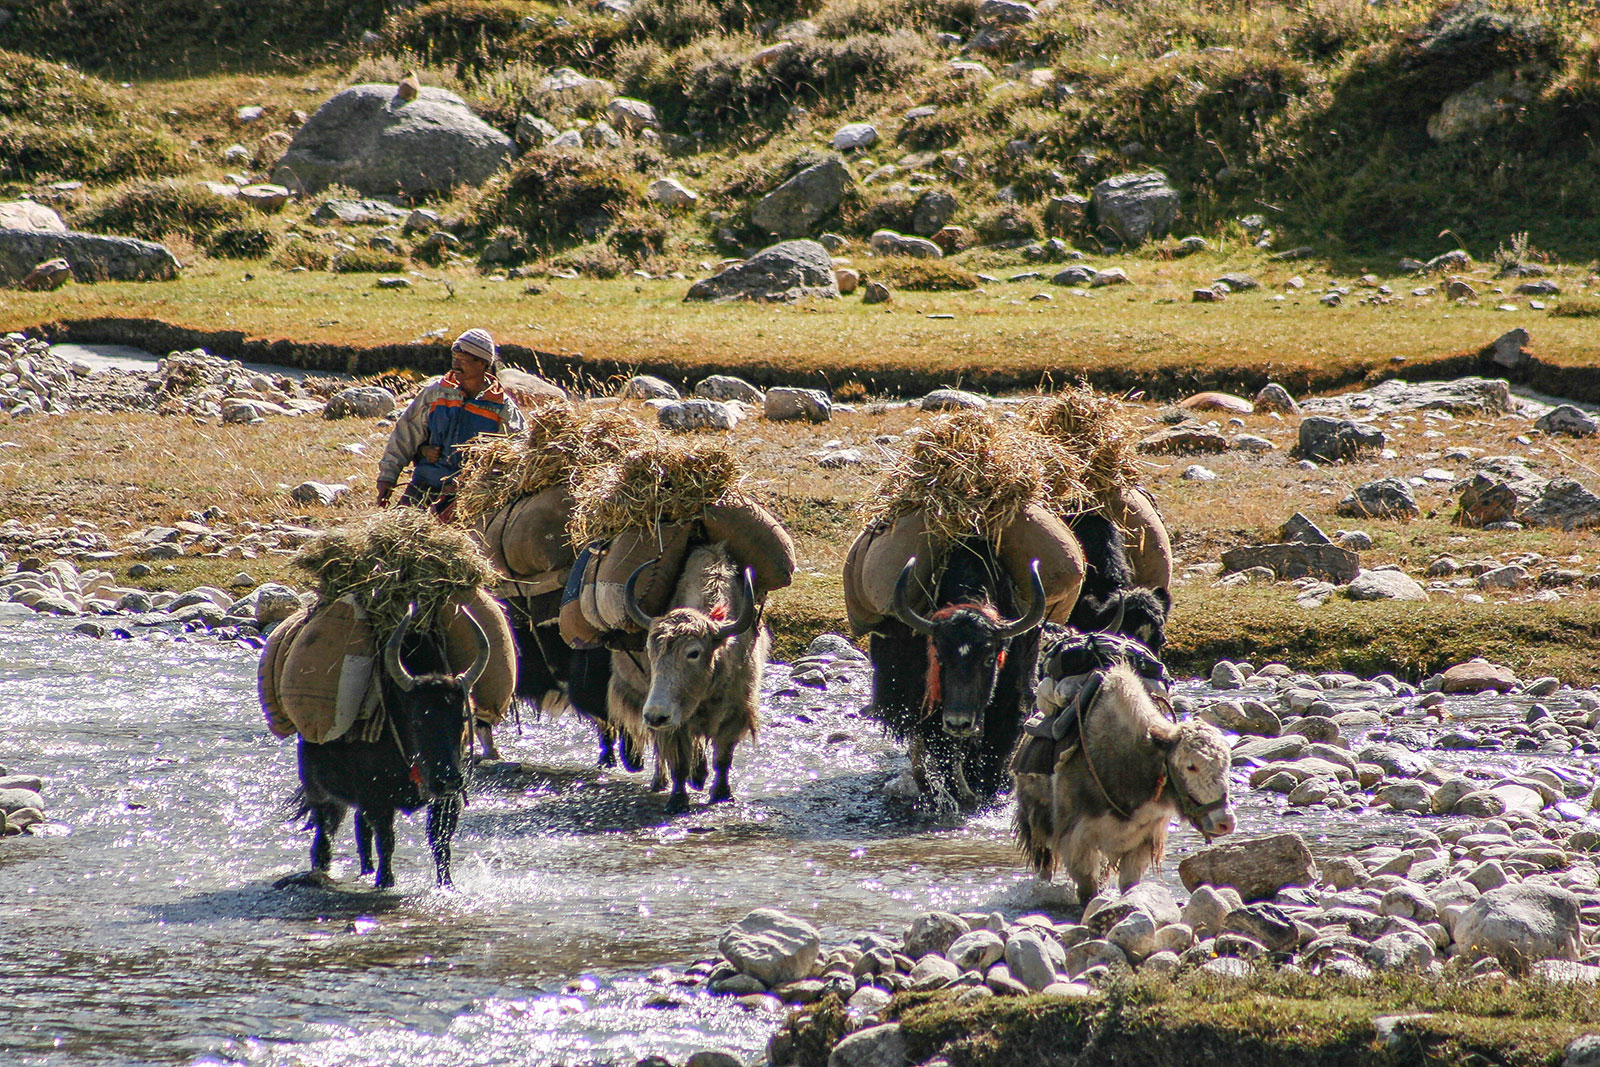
[375,388,434,503]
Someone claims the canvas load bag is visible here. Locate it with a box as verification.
[274,595,381,744]
[702,502,796,597]
[588,522,695,634]
[559,543,607,649]
[1104,485,1172,591]
[447,588,517,725]
[478,487,575,581]
[258,603,311,739]
[843,504,1086,634]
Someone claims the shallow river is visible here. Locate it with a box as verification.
[0,615,1586,1067]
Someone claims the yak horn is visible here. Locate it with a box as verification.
[384,604,418,692]
[457,607,492,690]
[714,567,758,642]
[1099,591,1127,636]
[892,557,936,636]
[624,559,659,631]
[996,559,1048,640]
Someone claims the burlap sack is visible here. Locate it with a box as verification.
[276,596,380,744]
[498,488,575,578]
[446,589,517,724]
[590,522,694,633]
[995,503,1086,624]
[703,502,796,596]
[559,544,606,648]
[257,603,310,739]
[1105,486,1172,591]
[843,510,940,635]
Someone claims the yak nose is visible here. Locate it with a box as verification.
[1202,808,1236,837]
[643,705,673,729]
[941,712,980,739]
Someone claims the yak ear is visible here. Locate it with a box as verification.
[1152,586,1173,613]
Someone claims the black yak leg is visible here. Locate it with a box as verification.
[573,647,638,771]
[473,721,501,762]
[308,802,345,873]
[369,808,399,889]
[688,740,709,791]
[354,810,375,876]
[708,732,740,804]
[428,793,463,888]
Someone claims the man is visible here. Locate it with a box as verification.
[376,327,526,515]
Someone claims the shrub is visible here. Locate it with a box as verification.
[561,244,628,278]
[816,0,979,38]
[471,148,642,250]
[628,0,818,44]
[206,225,275,259]
[78,179,249,241]
[973,203,1040,244]
[870,258,979,290]
[842,189,919,236]
[386,1,623,75]
[272,239,333,271]
[1551,298,1600,318]
[606,206,673,259]
[330,247,407,273]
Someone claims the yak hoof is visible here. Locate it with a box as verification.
[709,784,733,804]
[664,793,691,816]
[273,870,337,890]
[619,738,644,774]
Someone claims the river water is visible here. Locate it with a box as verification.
[0,614,1589,1067]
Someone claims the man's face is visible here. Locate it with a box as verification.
[452,349,491,382]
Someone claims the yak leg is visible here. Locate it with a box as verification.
[369,807,399,890]
[655,729,694,815]
[595,718,619,768]
[308,802,345,873]
[688,740,709,791]
[354,810,376,875]
[1062,822,1106,905]
[428,793,463,888]
[473,721,501,762]
[708,728,742,804]
[1117,821,1168,893]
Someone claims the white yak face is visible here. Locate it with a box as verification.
[1171,721,1235,838]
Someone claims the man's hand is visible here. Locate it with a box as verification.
[376,479,396,507]
[418,444,443,463]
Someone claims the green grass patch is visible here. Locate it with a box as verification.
[1552,297,1600,318]
[329,247,407,273]
[77,178,249,241]
[870,257,981,291]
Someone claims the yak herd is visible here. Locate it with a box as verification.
[278,487,1236,900]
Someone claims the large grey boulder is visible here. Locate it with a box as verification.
[751,159,851,238]
[829,1023,907,1067]
[1178,832,1317,902]
[1454,883,1582,964]
[324,386,396,419]
[719,908,821,986]
[1221,543,1358,583]
[1297,416,1385,462]
[764,387,831,422]
[685,240,839,303]
[912,189,958,236]
[1337,478,1419,520]
[0,231,179,286]
[1346,569,1428,602]
[1091,171,1179,246]
[1535,404,1598,437]
[1523,478,1600,530]
[272,84,513,196]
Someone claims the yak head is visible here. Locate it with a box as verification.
[893,556,1046,740]
[382,603,489,797]
[1149,712,1235,840]
[1079,586,1173,653]
[625,560,757,731]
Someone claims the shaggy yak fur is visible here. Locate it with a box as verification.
[608,543,770,814]
[1013,663,1234,904]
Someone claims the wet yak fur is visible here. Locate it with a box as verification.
[870,538,1046,809]
[608,543,770,815]
[1013,663,1234,903]
[1063,511,1171,652]
[507,594,642,771]
[292,609,489,889]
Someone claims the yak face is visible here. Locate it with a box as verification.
[1154,718,1235,839]
[1120,586,1172,653]
[925,605,1011,739]
[382,605,490,797]
[642,609,736,729]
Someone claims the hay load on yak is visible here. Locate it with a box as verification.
[258,509,516,748]
[562,438,795,812]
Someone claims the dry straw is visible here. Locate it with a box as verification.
[569,438,756,546]
[866,411,1089,545]
[453,400,658,522]
[292,508,497,645]
[1021,383,1143,504]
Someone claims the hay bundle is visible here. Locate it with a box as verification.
[1021,383,1143,504]
[569,439,756,547]
[292,509,498,645]
[453,401,657,524]
[866,411,1087,546]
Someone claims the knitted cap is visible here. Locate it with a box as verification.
[452,327,497,366]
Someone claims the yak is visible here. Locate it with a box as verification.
[609,543,770,814]
[290,604,490,889]
[870,539,1047,808]
[506,595,642,771]
[1013,632,1235,904]
[1062,510,1171,652]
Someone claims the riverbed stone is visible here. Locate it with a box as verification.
[0,787,45,815]
[1005,929,1064,989]
[1346,569,1428,601]
[905,911,969,958]
[908,954,959,990]
[620,375,679,401]
[694,375,763,404]
[765,387,831,422]
[945,929,1004,971]
[828,1022,907,1067]
[659,399,738,432]
[1179,833,1317,901]
[1454,883,1582,963]
[1297,416,1385,462]
[720,908,822,986]
[1440,659,1518,693]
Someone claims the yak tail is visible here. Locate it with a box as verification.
[286,788,314,827]
[1012,771,1058,879]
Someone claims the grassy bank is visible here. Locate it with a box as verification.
[784,972,1600,1067]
